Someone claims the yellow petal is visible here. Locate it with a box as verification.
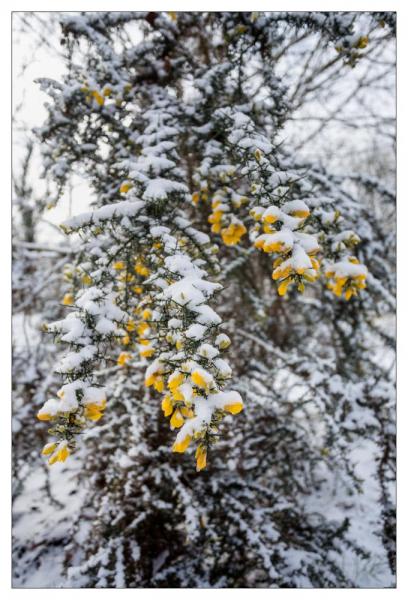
[191,370,208,389]
[195,446,207,471]
[153,378,164,393]
[172,435,192,453]
[92,91,105,106]
[113,261,125,271]
[291,210,310,218]
[161,395,173,417]
[117,352,132,366]
[62,293,74,306]
[168,372,185,392]
[140,347,155,358]
[170,409,184,429]
[126,320,136,332]
[181,407,195,418]
[278,278,292,296]
[37,412,52,421]
[42,443,57,456]
[224,402,244,415]
[119,182,132,194]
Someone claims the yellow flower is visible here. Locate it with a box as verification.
[192,192,200,205]
[172,389,185,402]
[122,334,130,345]
[161,395,173,417]
[173,435,192,453]
[335,276,347,286]
[135,262,150,277]
[291,209,310,218]
[262,213,278,224]
[48,445,70,465]
[145,373,156,387]
[278,278,292,296]
[133,286,143,294]
[168,372,185,392]
[303,272,318,283]
[208,211,224,225]
[263,240,286,253]
[91,90,104,106]
[272,265,292,281]
[224,402,244,415]
[195,445,207,471]
[126,319,136,332]
[84,403,104,421]
[82,274,92,286]
[37,412,52,421]
[221,223,247,246]
[140,347,155,358]
[117,352,132,367]
[153,377,164,393]
[142,309,152,320]
[191,370,209,390]
[119,182,133,194]
[356,35,368,49]
[263,223,275,233]
[181,407,195,418]
[216,335,231,350]
[170,409,184,429]
[103,86,112,97]
[137,322,149,336]
[62,293,74,306]
[41,442,58,456]
[113,261,126,270]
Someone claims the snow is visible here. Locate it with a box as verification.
[63,199,145,231]
[142,178,188,201]
[185,323,207,340]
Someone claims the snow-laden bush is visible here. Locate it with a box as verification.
[13,11,395,588]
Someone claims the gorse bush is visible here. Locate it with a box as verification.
[35,11,375,467]
[14,11,395,587]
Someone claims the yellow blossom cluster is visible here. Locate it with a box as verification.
[80,85,111,106]
[325,257,367,300]
[251,201,320,296]
[79,80,132,108]
[208,195,247,246]
[127,230,245,471]
[191,186,208,206]
[145,353,244,471]
[112,255,158,362]
[60,263,93,306]
[41,442,70,465]
[37,389,107,465]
